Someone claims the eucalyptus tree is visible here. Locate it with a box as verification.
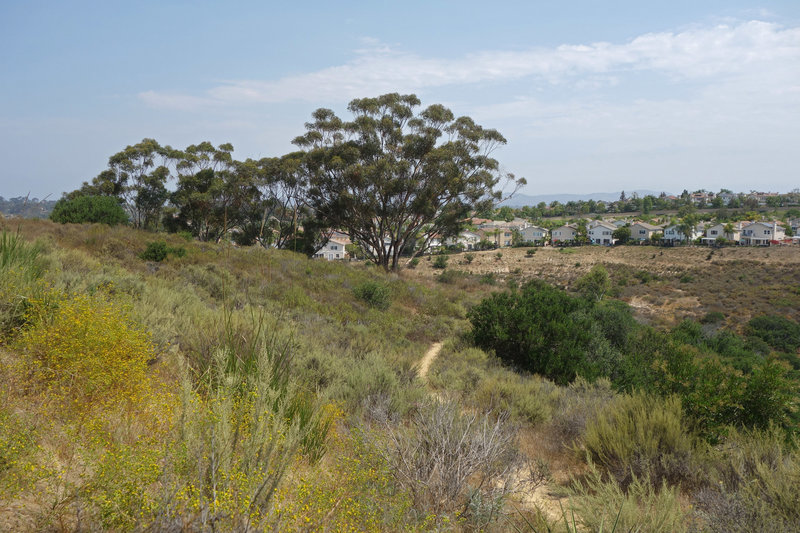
[293,93,525,270]
[73,138,177,229]
[171,142,259,242]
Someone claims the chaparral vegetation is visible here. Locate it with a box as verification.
[1,94,799,532]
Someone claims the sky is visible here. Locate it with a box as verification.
[1,0,799,200]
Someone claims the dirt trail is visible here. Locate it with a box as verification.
[416,342,442,381]
[415,342,572,524]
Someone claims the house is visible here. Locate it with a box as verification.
[700,222,742,245]
[551,224,578,244]
[520,225,548,244]
[478,228,515,247]
[717,192,736,205]
[740,221,786,245]
[661,224,700,244]
[690,192,714,205]
[788,218,800,234]
[629,222,663,242]
[315,236,350,260]
[443,231,481,250]
[588,221,616,245]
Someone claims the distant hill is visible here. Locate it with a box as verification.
[501,190,672,207]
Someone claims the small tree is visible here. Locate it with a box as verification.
[612,226,631,244]
[574,265,611,302]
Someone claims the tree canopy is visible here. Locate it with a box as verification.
[293,93,524,270]
[50,195,129,226]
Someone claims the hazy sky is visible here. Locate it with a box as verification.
[1,1,799,199]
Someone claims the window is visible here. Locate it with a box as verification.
[331,245,338,250]
[711,230,717,235]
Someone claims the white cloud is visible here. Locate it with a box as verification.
[138,20,800,109]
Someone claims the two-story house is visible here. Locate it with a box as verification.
[740,222,785,245]
[588,221,616,245]
[551,224,578,244]
[629,222,663,242]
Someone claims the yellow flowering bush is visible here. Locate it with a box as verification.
[17,292,153,411]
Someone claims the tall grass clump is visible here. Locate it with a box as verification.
[581,392,696,489]
[693,425,800,533]
[567,464,690,533]
[151,312,334,531]
[0,230,46,339]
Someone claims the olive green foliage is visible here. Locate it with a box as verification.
[139,240,187,262]
[747,314,800,353]
[294,93,525,271]
[469,280,799,441]
[353,280,392,310]
[468,280,627,384]
[694,426,800,533]
[432,254,448,269]
[582,392,695,489]
[0,230,46,338]
[50,195,129,225]
[621,327,798,441]
[568,465,689,533]
[574,264,611,301]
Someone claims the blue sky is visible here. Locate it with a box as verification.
[1,1,799,199]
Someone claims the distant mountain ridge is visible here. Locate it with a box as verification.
[501,190,673,207]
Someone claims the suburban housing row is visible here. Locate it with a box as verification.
[314,217,799,260]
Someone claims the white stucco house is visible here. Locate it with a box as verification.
[700,222,743,245]
[629,222,663,242]
[588,221,616,245]
[662,224,703,244]
[520,225,549,244]
[315,236,350,260]
[551,224,578,243]
[740,222,785,245]
[443,230,481,250]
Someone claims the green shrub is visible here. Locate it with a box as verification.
[526,248,536,256]
[432,255,448,269]
[437,269,468,285]
[468,280,618,384]
[407,257,420,269]
[0,231,47,338]
[478,273,496,285]
[700,311,725,324]
[50,195,129,225]
[581,392,695,489]
[140,241,186,262]
[679,273,695,283]
[464,252,475,264]
[353,280,392,310]
[747,314,800,353]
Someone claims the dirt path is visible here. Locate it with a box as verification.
[416,342,442,381]
[415,342,572,525]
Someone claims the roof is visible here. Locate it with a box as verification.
[631,221,662,231]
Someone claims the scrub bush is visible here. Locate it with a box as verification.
[16,292,153,410]
[353,280,392,310]
[581,392,695,489]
